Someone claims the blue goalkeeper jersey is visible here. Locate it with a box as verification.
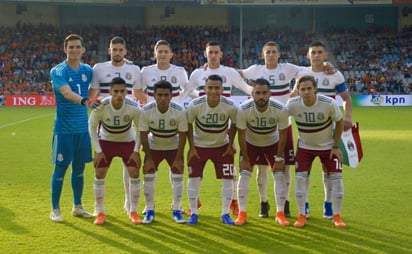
[50,61,92,134]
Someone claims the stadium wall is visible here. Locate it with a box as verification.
[0,3,405,31]
[0,3,60,27]
[144,7,229,27]
[228,6,399,32]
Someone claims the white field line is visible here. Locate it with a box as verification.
[0,113,54,129]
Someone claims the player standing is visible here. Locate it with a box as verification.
[186,74,238,225]
[234,78,290,226]
[89,77,141,225]
[88,36,141,214]
[287,75,346,228]
[139,80,188,224]
[292,40,352,219]
[49,34,94,222]
[182,41,253,216]
[240,41,299,218]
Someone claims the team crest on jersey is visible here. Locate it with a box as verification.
[219,113,226,121]
[57,153,64,162]
[269,118,276,125]
[126,72,132,80]
[221,75,227,83]
[317,112,325,121]
[171,76,177,84]
[124,115,131,122]
[279,73,285,81]
[322,78,330,87]
[81,74,87,82]
[170,119,176,126]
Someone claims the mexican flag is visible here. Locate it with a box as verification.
[339,122,363,168]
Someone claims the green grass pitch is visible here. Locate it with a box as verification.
[0,106,411,253]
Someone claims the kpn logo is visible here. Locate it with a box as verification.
[370,94,406,105]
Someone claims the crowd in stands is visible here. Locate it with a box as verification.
[1,23,411,96]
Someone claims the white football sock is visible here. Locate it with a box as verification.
[187,177,201,214]
[273,171,286,212]
[171,173,184,210]
[143,173,156,210]
[129,177,140,213]
[94,178,105,214]
[222,179,233,215]
[256,165,268,202]
[237,170,252,211]
[331,173,344,215]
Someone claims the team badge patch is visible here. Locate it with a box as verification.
[279,73,285,81]
[126,72,132,80]
[81,74,87,82]
[221,75,227,83]
[269,118,276,125]
[171,76,177,84]
[317,112,325,121]
[170,119,176,126]
[124,115,131,122]
[323,78,330,87]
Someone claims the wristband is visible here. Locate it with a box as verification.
[274,156,284,162]
[332,146,339,149]
[80,97,88,106]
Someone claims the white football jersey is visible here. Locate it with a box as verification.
[236,98,288,147]
[297,67,347,98]
[186,96,237,148]
[89,97,140,153]
[139,101,188,150]
[90,61,141,98]
[140,64,189,103]
[242,63,300,104]
[286,94,343,150]
[186,65,252,98]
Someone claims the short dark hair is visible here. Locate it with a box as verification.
[206,41,221,50]
[296,75,317,90]
[64,34,84,48]
[251,78,270,88]
[309,40,326,49]
[154,40,172,51]
[154,80,173,93]
[110,77,126,87]
[206,74,223,84]
[262,41,280,52]
[110,36,126,48]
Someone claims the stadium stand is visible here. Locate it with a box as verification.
[1,23,411,96]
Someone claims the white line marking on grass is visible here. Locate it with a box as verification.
[0,113,54,129]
